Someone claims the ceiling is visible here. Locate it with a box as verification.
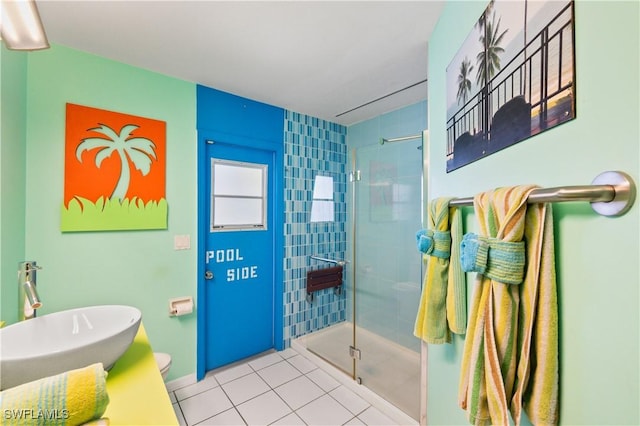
[37,1,444,126]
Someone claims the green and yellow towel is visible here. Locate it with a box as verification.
[414,197,466,344]
[0,363,109,426]
[457,186,559,425]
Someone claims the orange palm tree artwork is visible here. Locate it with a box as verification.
[62,103,167,231]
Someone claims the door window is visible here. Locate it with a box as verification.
[211,159,267,231]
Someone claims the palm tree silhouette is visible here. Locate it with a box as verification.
[474,9,508,139]
[522,0,529,97]
[456,57,474,106]
[76,124,156,202]
[475,11,508,86]
[474,0,495,34]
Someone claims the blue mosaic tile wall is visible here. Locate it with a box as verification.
[282,110,348,348]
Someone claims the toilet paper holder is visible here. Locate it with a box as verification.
[169,296,194,317]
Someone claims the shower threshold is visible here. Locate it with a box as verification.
[292,322,420,424]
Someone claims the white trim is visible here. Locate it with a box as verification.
[164,373,196,393]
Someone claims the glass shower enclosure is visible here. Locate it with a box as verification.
[300,135,424,420]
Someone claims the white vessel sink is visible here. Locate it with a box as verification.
[0,305,141,390]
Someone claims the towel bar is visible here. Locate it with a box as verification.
[448,171,636,217]
[310,255,347,266]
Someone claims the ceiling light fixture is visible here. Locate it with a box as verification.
[0,0,49,50]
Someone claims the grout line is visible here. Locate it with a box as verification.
[177,348,390,426]
[165,373,198,393]
[245,353,332,425]
[173,399,187,426]
[219,357,298,425]
[327,387,371,418]
[174,378,221,403]
[235,406,249,426]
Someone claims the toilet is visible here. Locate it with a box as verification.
[154,352,172,381]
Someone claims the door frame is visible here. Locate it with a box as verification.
[197,130,284,381]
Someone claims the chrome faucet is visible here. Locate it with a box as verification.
[18,261,42,320]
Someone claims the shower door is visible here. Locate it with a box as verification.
[300,137,424,420]
[351,139,423,419]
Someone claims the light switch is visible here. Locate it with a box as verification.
[174,234,190,250]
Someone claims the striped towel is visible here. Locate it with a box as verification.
[0,363,109,426]
[414,197,466,344]
[458,186,558,425]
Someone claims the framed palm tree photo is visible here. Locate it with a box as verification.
[62,103,167,231]
[446,0,575,172]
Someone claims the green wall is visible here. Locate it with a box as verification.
[0,46,28,325]
[426,1,639,424]
[22,45,197,380]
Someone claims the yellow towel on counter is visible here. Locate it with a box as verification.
[414,197,466,344]
[458,186,558,425]
[0,363,109,426]
[81,418,110,426]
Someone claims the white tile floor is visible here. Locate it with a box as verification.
[166,348,410,426]
[295,322,421,420]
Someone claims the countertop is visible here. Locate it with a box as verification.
[104,323,178,425]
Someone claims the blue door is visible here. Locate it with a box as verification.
[203,139,275,370]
